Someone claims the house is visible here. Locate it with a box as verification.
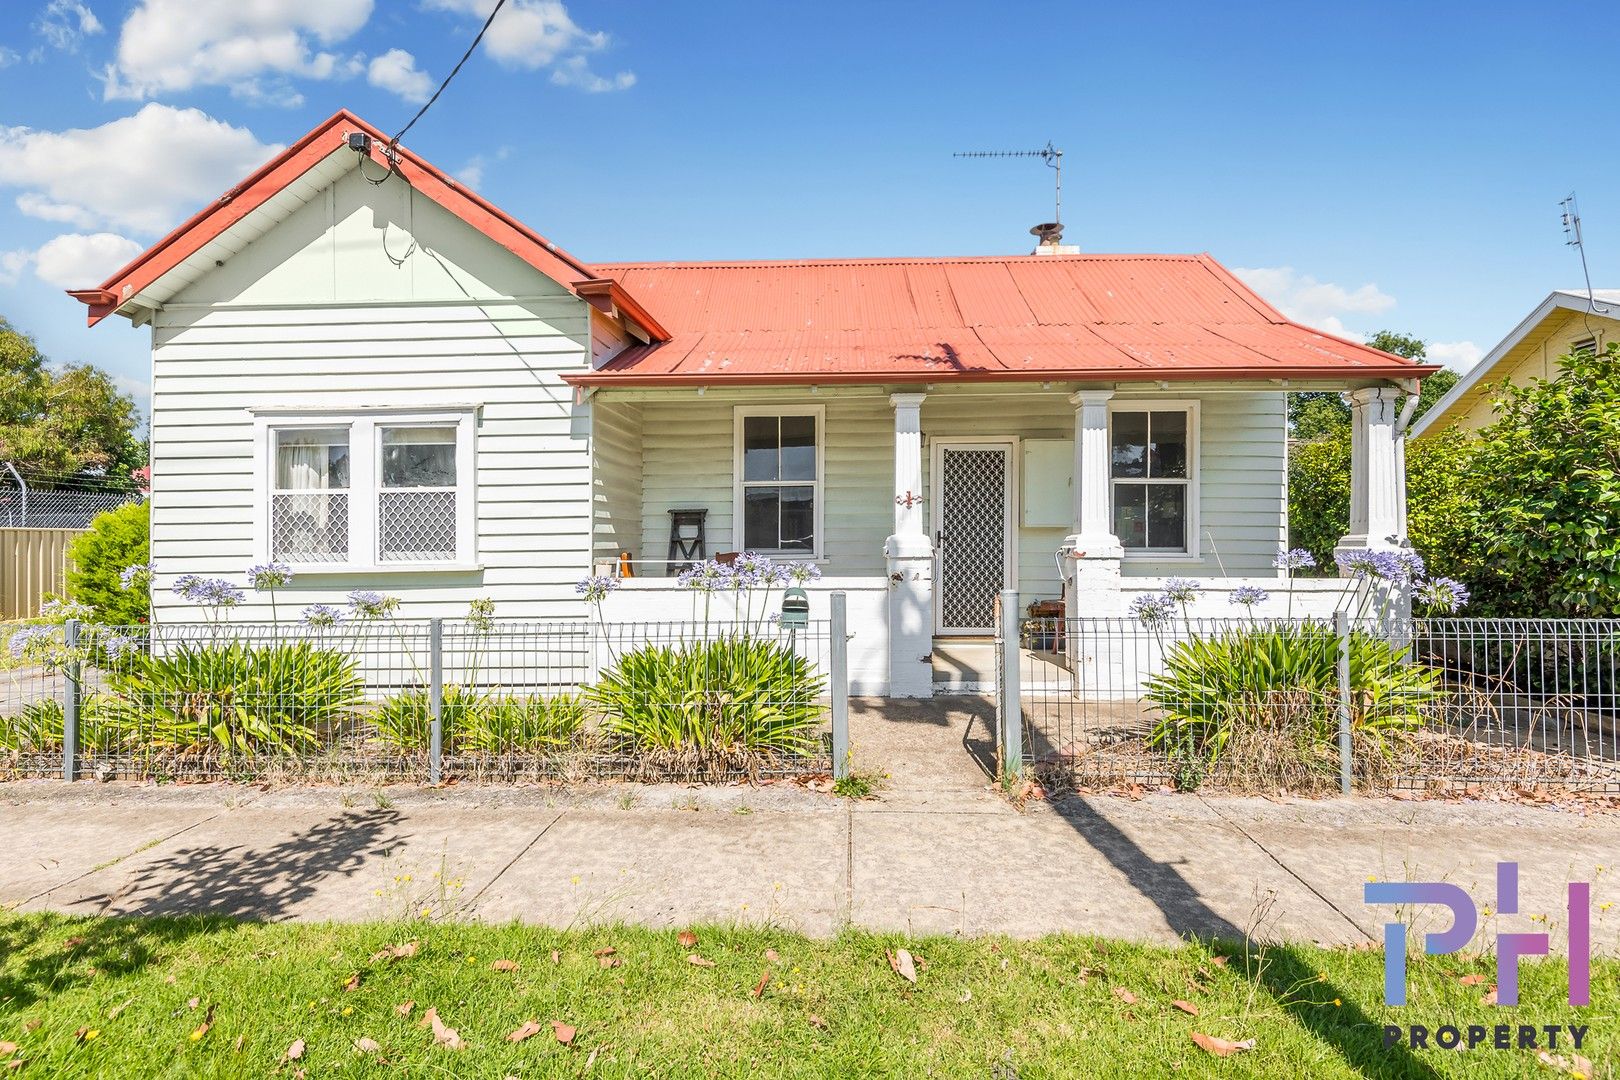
[70,110,1436,695]
[1411,289,1620,438]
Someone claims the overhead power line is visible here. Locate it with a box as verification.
[388,0,511,156]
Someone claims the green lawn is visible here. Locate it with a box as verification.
[0,914,1611,1078]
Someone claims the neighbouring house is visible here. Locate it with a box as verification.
[69,110,1436,695]
[1411,289,1620,438]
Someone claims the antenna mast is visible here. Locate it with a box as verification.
[1560,192,1611,314]
[955,141,1064,231]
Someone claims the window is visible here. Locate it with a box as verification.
[1110,405,1197,555]
[734,407,822,555]
[255,409,476,569]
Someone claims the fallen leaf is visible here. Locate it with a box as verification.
[808,1015,828,1029]
[233,1035,244,1053]
[4,1061,22,1072]
[490,959,519,973]
[549,950,560,965]
[550,1020,576,1045]
[342,972,363,992]
[592,947,616,958]
[598,954,622,969]
[677,931,698,948]
[354,1037,380,1054]
[1113,988,1138,1005]
[1172,1000,1200,1016]
[106,999,134,1020]
[1209,956,1228,968]
[751,971,771,998]
[1190,1032,1255,1057]
[62,937,84,950]
[506,1021,543,1044]
[281,1038,305,1063]
[186,997,200,1010]
[0,1045,12,1057]
[163,975,176,985]
[1482,985,1498,1006]
[420,1008,463,1050]
[957,988,972,1003]
[1457,973,1486,986]
[189,1005,215,1043]
[20,1022,39,1034]
[686,955,716,968]
[887,949,917,984]
[395,1000,415,1017]
[370,941,419,963]
[764,948,780,963]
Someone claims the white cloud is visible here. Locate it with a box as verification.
[368,48,433,104]
[36,0,104,51]
[0,46,20,68]
[549,55,634,93]
[0,249,30,286]
[1426,340,1484,371]
[32,232,144,288]
[103,0,372,103]
[426,0,634,90]
[456,156,486,187]
[1233,266,1396,339]
[0,104,281,236]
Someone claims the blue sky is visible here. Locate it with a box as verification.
[2,0,1617,410]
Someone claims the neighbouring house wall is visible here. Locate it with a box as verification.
[628,387,1287,595]
[1439,309,1620,432]
[148,165,595,622]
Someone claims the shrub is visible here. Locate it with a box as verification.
[1143,623,1441,785]
[370,687,585,753]
[588,634,826,755]
[62,500,150,625]
[103,640,362,755]
[0,696,121,755]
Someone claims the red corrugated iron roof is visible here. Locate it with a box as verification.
[566,254,1434,387]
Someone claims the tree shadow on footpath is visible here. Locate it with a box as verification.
[0,810,407,1010]
[1051,796,1437,1080]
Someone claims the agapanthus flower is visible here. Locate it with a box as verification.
[1416,576,1470,615]
[1273,547,1318,572]
[347,590,399,619]
[38,598,93,621]
[1334,549,1406,582]
[786,562,822,584]
[575,576,619,605]
[246,563,293,591]
[678,560,735,593]
[1162,577,1201,605]
[173,577,243,607]
[1393,549,1426,583]
[171,574,203,600]
[100,633,140,662]
[302,603,342,629]
[1229,585,1270,608]
[118,562,153,590]
[7,624,54,662]
[1128,592,1177,627]
[466,597,496,631]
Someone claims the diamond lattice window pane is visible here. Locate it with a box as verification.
[379,490,456,561]
[272,492,349,562]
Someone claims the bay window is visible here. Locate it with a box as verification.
[254,408,476,570]
[1111,403,1198,556]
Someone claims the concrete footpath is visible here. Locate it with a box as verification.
[2,699,1617,948]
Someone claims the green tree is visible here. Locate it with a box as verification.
[1287,330,1442,439]
[0,317,144,483]
[1468,343,1620,614]
[63,500,150,624]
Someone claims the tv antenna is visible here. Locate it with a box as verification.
[1560,192,1611,314]
[955,141,1064,240]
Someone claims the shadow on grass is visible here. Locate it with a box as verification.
[1051,796,1436,1080]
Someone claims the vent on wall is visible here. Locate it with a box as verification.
[1571,336,1599,356]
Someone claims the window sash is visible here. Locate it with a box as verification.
[734,407,823,557]
[1109,404,1197,556]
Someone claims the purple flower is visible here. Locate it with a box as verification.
[173,576,243,607]
[575,575,619,605]
[786,562,821,584]
[302,603,342,628]
[1128,592,1176,627]
[100,633,139,662]
[1334,549,1406,582]
[7,624,54,661]
[39,598,93,621]
[1416,576,1470,615]
[119,562,153,590]
[1162,577,1201,605]
[347,590,399,619]
[1273,547,1318,572]
[679,560,734,593]
[1394,549,1426,583]
[1229,585,1270,608]
[246,562,292,590]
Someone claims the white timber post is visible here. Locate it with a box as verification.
[1063,389,1124,618]
[1336,386,1411,627]
[884,392,934,697]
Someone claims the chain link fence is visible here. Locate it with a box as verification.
[0,487,141,529]
[2,605,852,785]
[994,598,1620,796]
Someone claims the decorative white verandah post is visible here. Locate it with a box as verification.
[883,392,934,697]
[1335,385,1414,620]
[1063,388,1126,616]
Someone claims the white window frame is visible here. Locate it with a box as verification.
[251,406,479,573]
[732,405,825,559]
[1108,400,1201,561]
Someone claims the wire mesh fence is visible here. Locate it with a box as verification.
[2,614,841,784]
[0,487,141,529]
[1001,612,1620,796]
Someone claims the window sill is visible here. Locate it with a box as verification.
[1122,551,1203,564]
[276,562,484,576]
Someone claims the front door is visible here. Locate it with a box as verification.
[932,440,1015,635]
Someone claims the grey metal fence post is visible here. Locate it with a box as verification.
[428,617,444,786]
[830,591,850,780]
[62,618,80,781]
[1335,609,1352,796]
[1000,588,1022,779]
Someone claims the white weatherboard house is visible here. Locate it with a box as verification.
[72,111,1436,696]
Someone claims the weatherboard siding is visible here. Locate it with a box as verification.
[148,165,596,622]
